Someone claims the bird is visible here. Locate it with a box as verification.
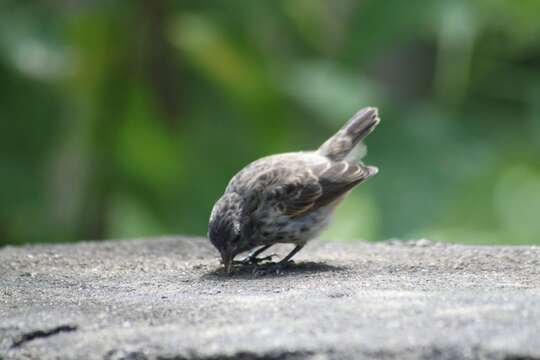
[208,107,380,274]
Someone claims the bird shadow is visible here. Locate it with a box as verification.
[202,261,346,280]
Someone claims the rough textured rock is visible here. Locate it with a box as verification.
[1,237,539,360]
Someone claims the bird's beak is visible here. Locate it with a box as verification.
[221,253,233,274]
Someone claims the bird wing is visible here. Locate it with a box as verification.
[245,160,376,219]
[304,161,377,215]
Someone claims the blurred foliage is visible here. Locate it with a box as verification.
[1,0,540,246]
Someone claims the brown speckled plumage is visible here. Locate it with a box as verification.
[209,107,381,273]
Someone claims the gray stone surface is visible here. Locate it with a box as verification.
[1,237,539,360]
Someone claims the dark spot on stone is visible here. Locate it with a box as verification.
[11,325,78,349]
[301,226,309,233]
[328,293,349,299]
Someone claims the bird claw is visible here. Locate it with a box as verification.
[252,260,294,276]
[234,253,277,266]
[255,254,277,263]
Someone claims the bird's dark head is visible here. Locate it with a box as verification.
[208,193,246,273]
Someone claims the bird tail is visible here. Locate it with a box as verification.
[318,107,380,161]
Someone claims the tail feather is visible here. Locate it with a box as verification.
[318,107,380,161]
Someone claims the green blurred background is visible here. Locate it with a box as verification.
[1,0,540,246]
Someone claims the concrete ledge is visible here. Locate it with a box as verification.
[1,237,539,360]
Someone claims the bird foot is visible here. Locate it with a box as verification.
[252,260,295,276]
[234,254,277,266]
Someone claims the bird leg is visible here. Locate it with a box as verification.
[233,244,275,265]
[254,245,304,275]
[278,244,304,264]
